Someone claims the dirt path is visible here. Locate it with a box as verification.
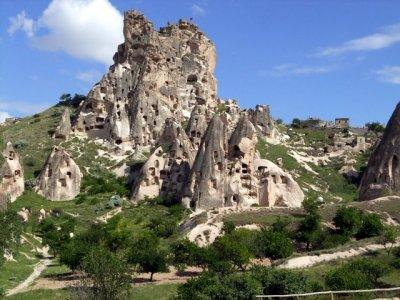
[6,259,52,296]
[279,240,400,269]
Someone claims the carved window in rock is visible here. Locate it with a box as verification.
[280,175,288,184]
[9,151,15,160]
[15,170,21,176]
[48,169,53,177]
[211,179,217,189]
[154,160,160,168]
[217,162,223,171]
[154,176,160,185]
[60,178,67,187]
[67,172,72,178]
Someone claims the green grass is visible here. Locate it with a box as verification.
[6,289,70,300]
[40,262,71,278]
[130,283,179,299]
[257,139,301,171]
[0,243,40,291]
[224,210,303,228]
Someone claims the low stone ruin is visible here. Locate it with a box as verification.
[35,146,82,201]
[0,142,25,205]
[359,102,400,201]
[53,108,71,139]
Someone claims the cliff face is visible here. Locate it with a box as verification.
[0,142,24,205]
[359,102,400,201]
[74,11,217,150]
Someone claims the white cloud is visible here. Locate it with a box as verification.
[0,112,12,123]
[261,64,336,77]
[191,4,206,16]
[376,66,400,84]
[7,11,35,37]
[76,69,102,83]
[8,0,124,65]
[318,24,400,56]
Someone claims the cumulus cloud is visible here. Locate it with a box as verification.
[191,4,206,16]
[8,11,35,37]
[318,24,400,56]
[0,112,12,123]
[260,64,336,77]
[8,0,124,65]
[76,69,102,83]
[376,66,400,84]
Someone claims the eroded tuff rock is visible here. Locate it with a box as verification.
[249,105,273,136]
[132,118,195,201]
[53,108,71,139]
[35,146,82,201]
[0,142,24,205]
[74,11,218,150]
[255,159,304,207]
[182,115,228,209]
[182,114,304,210]
[185,104,212,149]
[359,102,400,201]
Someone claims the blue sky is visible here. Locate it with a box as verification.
[1,0,400,126]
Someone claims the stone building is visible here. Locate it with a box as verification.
[335,118,349,129]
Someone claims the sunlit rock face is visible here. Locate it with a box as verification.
[53,108,71,139]
[74,10,218,150]
[359,102,400,201]
[35,146,82,201]
[131,118,195,202]
[0,142,24,205]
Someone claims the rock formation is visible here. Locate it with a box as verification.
[359,102,400,201]
[249,105,273,136]
[0,142,24,205]
[131,118,195,201]
[35,146,82,201]
[74,11,218,150]
[255,159,304,207]
[185,105,212,149]
[182,115,228,209]
[53,108,71,139]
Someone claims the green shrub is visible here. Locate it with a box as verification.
[256,228,294,259]
[333,206,363,236]
[357,213,384,238]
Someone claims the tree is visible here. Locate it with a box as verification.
[256,228,294,259]
[59,237,91,270]
[366,122,385,134]
[333,206,362,237]
[171,239,205,272]
[0,210,22,267]
[297,198,322,250]
[357,213,384,239]
[127,232,168,281]
[379,226,397,255]
[82,246,131,299]
[212,233,253,271]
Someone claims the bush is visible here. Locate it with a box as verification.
[82,246,131,299]
[13,139,28,150]
[325,259,389,290]
[357,213,384,239]
[222,220,236,235]
[252,266,318,295]
[60,238,91,270]
[333,206,362,236]
[0,210,23,267]
[176,272,261,299]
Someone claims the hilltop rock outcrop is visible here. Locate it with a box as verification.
[359,102,400,201]
[131,118,195,201]
[53,108,71,139]
[0,142,24,205]
[74,11,218,150]
[35,146,82,201]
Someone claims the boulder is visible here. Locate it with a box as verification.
[35,146,82,201]
[0,142,24,206]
